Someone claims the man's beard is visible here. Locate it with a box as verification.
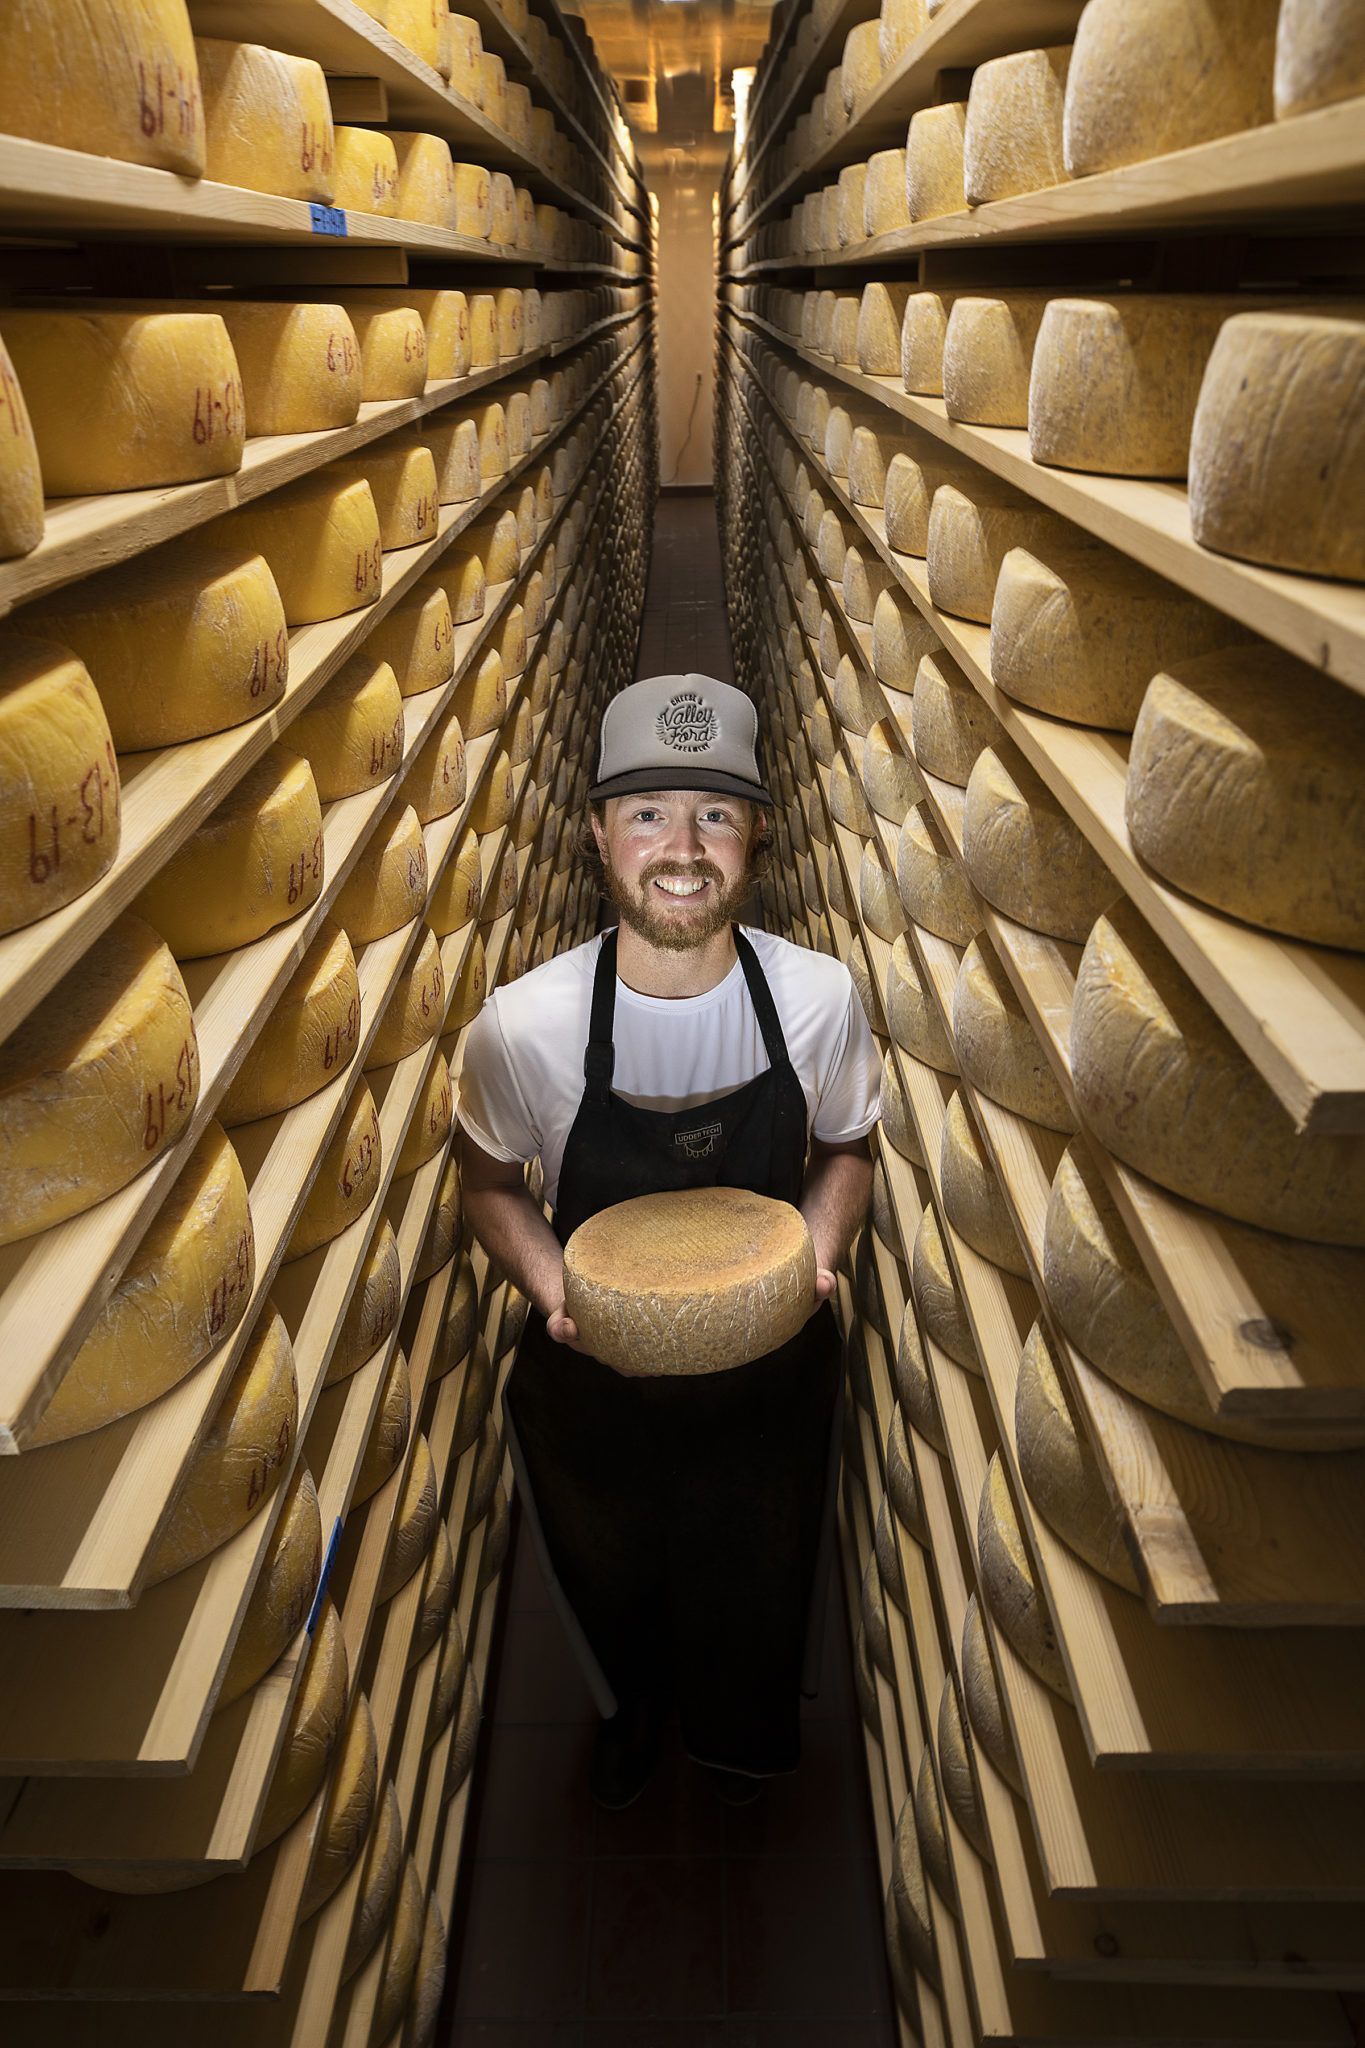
[604,853,757,952]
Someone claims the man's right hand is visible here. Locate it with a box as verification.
[546,1302,588,1352]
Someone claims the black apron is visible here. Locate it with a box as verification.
[505,928,841,1777]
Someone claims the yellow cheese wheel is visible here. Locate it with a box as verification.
[862,147,912,237]
[951,937,1072,1133]
[870,587,936,697]
[1071,903,1365,1245]
[962,744,1116,944]
[428,826,482,937]
[333,126,400,215]
[31,1120,253,1445]
[907,101,967,220]
[386,0,445,68]
[395,1053,452,1176]
[964,47,1070,206]
[886,1403,927,1547]
[354,1347,412,1506]
[938,1671,988,1861]
[445,931,486,1029]
[341,303,428,402]
[977,1451,1071,1699]
[222,920,360,1126]
[146,1299,297,1584]
[1274,0,1365,116]
[861,842,906,943]
[377,1432,439,1600]
[0,336,44,558]
[196,38,335,201]
[940,1088,1026,1276]
[467,400,508,480]
[895,803,981,945]
[335,803,428,944]
[207,301,361,435]
[480,53,508,126]
[880,1050,922,1165]
[291,654,404,801]
[961,1592,1023,1795]
[842,19,883,106]
[364,925,444,1070]
[1188,311,1365,582]
[454,648,507,739]
[344,1780,402,1976]
[427,1611,467,1746]
[133,743,322,960]
[326,442,440,550]
[488,171,518,247]
[1016,1318,1141,1591]
[388,130,456,230]
[437,1255,479,1389]
[926,479,1080,625]
[1063,0,1278,177]
[0,307,242,497]
[409,1520,455,1668]
[329,1216,402,1386]
[218,1459,322,1709]
[495,288,524,358]
[336,289,470,382]
[406,1894,448,2048]
[890,1788,937,1980]
[0,0,205,176]
[404,705,466,823]
[0,912,198,1246]
[0,635,119,935]
[910,1203,980,1376]
[886,933,957,1074]
[836,165,869,248]
[942,293,1050,428]
[205,471,382,625]
[372,1856,425,2044]
[255,1593,349,1851]
[366,582,456,697]
[426,545,487,625]
[894,1296,948,1454]
[286,1078,382,1260]
[299,1692,378,1918]
[495,602,527,679]
[468,294,498,368]
[862,721,922,827]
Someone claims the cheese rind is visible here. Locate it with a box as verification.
[365,583,455,698]
[395,1053,452,1175]
[196,38,335,201]
[895,802,981,945]
[363,924,444,1069]
[871,587,936,695]
[1275,0,1365,116]
[354,1347,412,1505]
[886,935,957,1074]
[890,1785,935,1983]
[0,336,44,558]
[863,149,913,237]
[212,301,360,435]
[940,1089,1027,1276]
[338,303,427,401]
[938,1672,988,1860]
[377,1432,439,1599]
[427,826,482,936]
[289,653,404,801]
[219,1460,322,1707]
[286,1079,382,1260]
[343,1780,401,1968]
[256,1594,348,1850]
[334,803,427,944]
[1017,1318,1140,1591]
[943,293,1049,428]
[880,1050,923,1166]
[965,47,1070,205]
[410,1520,455,1667]
[332,126,399,214]
[961,1593,1024,1794]
[299,1694,378,1918]
[0,0,206,176]
[886,1405,927,1545]
[204,472,382,625]
[404,706,467,823]
[926,480,1079,624]
[962,744,1117,944]
[906,102,967,221]
[1063,0,1279,176]
[0,635,120,935]
[0,913,198,1246]
[952,936,1073,1133]
[325,441,440,550]
[223,921,360,1127]
[977,1451,1071,1698]
[862,720,922,826]
[330,1216,402,1386]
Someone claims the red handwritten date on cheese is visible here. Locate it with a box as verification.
[370,713,404,779]
[246,1408,296,1511]
[417,956,444,1017]
[323,991,361,1073]
[326,329,358,377]
[355,538,383,593]
[247,629,289,700]
[192,378,244,446]
[287,829,325,907]
[430,1071,453,1132]
[142,1036,196,1152]
[406,842,429,894]
[341,1103,381,1199]
[402,325,428,365]
[300,122,333,176]
[138,61,200,141]
[209,1221,255,1337]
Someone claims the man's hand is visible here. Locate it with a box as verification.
[813,1268,839,1303]
[545,1301,588,1352]
[801,1135,874,1320]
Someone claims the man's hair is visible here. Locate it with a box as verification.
[576,796,774,896]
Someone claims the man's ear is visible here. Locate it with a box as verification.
[589,803,609,854]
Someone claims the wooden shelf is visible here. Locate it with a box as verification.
[731,0,881,217]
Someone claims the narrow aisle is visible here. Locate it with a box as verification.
[441,492,897,2047]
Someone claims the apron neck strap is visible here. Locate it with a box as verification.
[734,929,794,1071]
[583,927,793,1106]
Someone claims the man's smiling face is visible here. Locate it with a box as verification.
[592,790,764,952]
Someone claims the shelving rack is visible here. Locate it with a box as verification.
[0,1,656,2037]
[718,3,1365,2040]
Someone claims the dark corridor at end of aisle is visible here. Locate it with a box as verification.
[438,493,899,2046]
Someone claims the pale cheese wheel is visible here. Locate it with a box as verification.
[1188,311,1365,582]
[427,826,482,937]
[354,1346,412,1506]
[943,293,1050,428]
[862,719,922,825]
[132,743,323,959]
[886,934,957,1073]
[196,39,335,201]
[881,1051,923,1165]
[909,650,1004,787]
[964,47,1070,206]
[825,844,853,921]
[836,163,869,247]
[563,1188,817,1376]
[977,1451,1071,1698]
[286,1079,382,1260]
[333,126,400,215]
[365,925,444,1070]
[291,654,404,801]
[218,1460,322,1709]
[843,19,883,105]
[989,540,1251,731]
[856,281,915,375]
[395,1053,452,1175]
[906,102,967,221]
[886,1402,927,1544]
[1275,0,1365,116]
[334,803,427,943]
[255,1594,349,1851]
[378,1432,439,1600]
[495,601,527,678]
[403,706,466,824]
[883,446,976,557]
[926,480,1080,625]
[299,1693,378,1919]
[326,442,440,550]
[0,335,43,559]
[863,148,913,237]
[0,0,205,175]
[452,648,506,738]
[817,506,848,581]
[830,296,863,366]
[210,301,361,435]
[962,744,1116,944]
[862,1548,894,1682]
[445,931,486,1029]
[31,1120,254,1445]
[941,1088,1026,1276]
[222,921,360,1126]
[869,587,933,699]
[900,289,958,395]
[938,1672,989,1861]
[204,471,382,624]
[912,1204,978,1375]
[0,308,243,497]
[881,0,929,66]
[0,636,119,933]
[13,540,287,751]
[895,802,981,946]
[405,1893,448,2048]
[1016,1319,1141,1591]
[452,1333,493,1455]
[421,410,480,504]
[832,649,888,735]
[427,1609,466,1745]
[410,1520,455,1668]
[0,913,197,1246]
[952,937,1073,1133]
[831,754,876,838]
[862,841,907,942]
[147,1301,296,1584]
[1071,903,1365,1245]
[426,545,486,625]
[891,1787,937,1980]
[1063,0,1278,177]
[344,1781,402,1976]
[445,1663,482,1797]
[328,1217,402,1384]
[961,1592,1024,1794]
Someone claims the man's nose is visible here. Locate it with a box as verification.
[659,816,707,860]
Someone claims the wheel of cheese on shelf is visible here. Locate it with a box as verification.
[895,802,982,946]
[1274,0,1365,116]
[816,508,849,583]
[960,1593,1024,1794]
[897,289,958,396]
[469,747,514,833]
[468,294,498,368]
[444,1663,482,1798]
[364,925,444,1070]
[480,50,509,127]
[385,0,445,68]
[428,826,482,937]
[204,470,383,624]
[886,934,957,1074]
[854,282,913,376]
[206,301,362,435]
[906,101,967,220]
[881,1052,923,1166]
[862,841,907,942]
[467,1413,502,1526]
[886,1402,927,1545]
[952,937,1074,1134]
[333,126,401,215]
[406,1894,448,2048]
[842,18,883,105]
[325,441,440,550]
[409,1520,455,1668]
[1188,310,1365,582]
[908,650,1004,789]
[290,654,405,801]
[0,307,243,496]
[836,165,869,248]
[0,334,44,559]
[337,303,428,401]
[354,1346,413,1506]
[963,46,1070,207]
[403,706,466,824]
[488,173,518,249]
[0,635,119,935]
[218,1459,321,1709]
[467,401,509,480]
[343,1781,402,1974]
[494,287,524,358]
[1071,902,1365,1245]
[340,288,471,382]
[978,1450,1072,1699]
[425,544,487,627]
[862,720,922,826]
[418,415,480,509]
[857,1546,892,1685]
[862,148,913,237]
[831,649,887,736]
[938,1670,989,1861]
[298,1691,378,1919]
[286,1077,382,1261]
[390,134,484,238]
[395,1053,452,1176]
[452,1332,493,1455]
[334,803,428,944]
[377,1431,439,1601]
[30,1120,253,1445]
[891,1787,937,1979]
[962,743,1117,945]
[452,649,507,744]
[505,695,532,769]
[870,587,935,697]
[0,0,205,175]
[133,743,322,960]
[943,293,1051,428]
[445,931,486,1030]
[563,1187,817,1377]
[1017,1318,1141,1592]
[940,1088,1027,1276]
[0,913,197,1246]
[254,1592,349,1852]
[428,1611,467,1740]
[146,1297,296,1583]
[221,920,359,1127]
[830,296,863,366]
[1063,0,1278,177]
[328,1216,402,1385]
[196,39,334,200]
[926,479,1082,625]
[495,602,527,679]
[1127,643,1365,949]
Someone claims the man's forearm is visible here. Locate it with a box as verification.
[801,1140,874,1291]
[462,1182,565,1318]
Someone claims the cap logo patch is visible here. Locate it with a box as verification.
[655,689,717,754]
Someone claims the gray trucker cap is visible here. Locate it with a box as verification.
[588,674,774,805]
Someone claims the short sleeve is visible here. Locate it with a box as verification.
[455,997,541,1165]
[810,981,883,1144]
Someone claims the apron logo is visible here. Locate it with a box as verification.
[674,1120,722,1159]
[656,690,717,755]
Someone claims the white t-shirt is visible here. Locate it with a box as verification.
[456,926,883,1210]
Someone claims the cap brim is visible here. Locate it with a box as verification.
[588,766,774,805]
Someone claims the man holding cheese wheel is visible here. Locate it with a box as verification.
[458,674,880,1808]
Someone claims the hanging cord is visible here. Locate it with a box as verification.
[663,370,703,485]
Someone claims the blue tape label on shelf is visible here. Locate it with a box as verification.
[307,1515,343,1633]
[310,204,348,238]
